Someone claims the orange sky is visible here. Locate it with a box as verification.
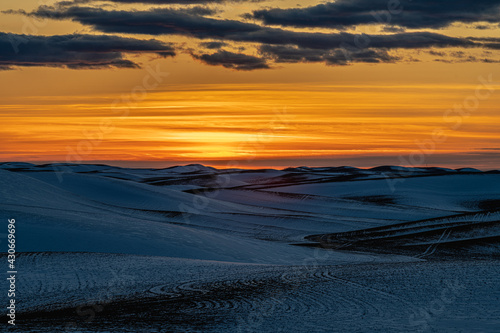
[1,0,500,169]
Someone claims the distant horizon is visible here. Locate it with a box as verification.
[1,160,498,172]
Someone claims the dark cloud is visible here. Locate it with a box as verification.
[474,25,493,30]
[427,49,500,63]
[0,32,175,69]
[466,37,500,50]
[325,49,399,65]
[192,50,270,70]
[259,44,325,63]
[23,6,261,37]
[428,50,446,56]
[23,6,476,51]
[199,41,228,49]
[251,0,500,29]
[6,4,500,70]
[260,44,398,65]
[176,6,219,16]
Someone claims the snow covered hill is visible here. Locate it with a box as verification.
[0,163,498,332]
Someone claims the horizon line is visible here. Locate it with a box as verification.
[1,161,497,172]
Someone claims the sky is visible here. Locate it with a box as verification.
[1,0,500,169]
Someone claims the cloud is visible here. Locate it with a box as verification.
[260,44,399,66]
[22,6,261,37]
[325,49,399,65]
[428,50,446,57]
[199,41,228,49]
[6,4,500,70]
[250,0,500,29]
[0,33,175,69]
[192,50,270,70]
[259,45,325,63]
[468,37,500,50]
[24,6,477,51]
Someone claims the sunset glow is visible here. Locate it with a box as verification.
[1,0,500,169]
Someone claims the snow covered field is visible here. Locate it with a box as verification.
[0,163,499,332]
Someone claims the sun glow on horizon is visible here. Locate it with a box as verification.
[1,82,499,169]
